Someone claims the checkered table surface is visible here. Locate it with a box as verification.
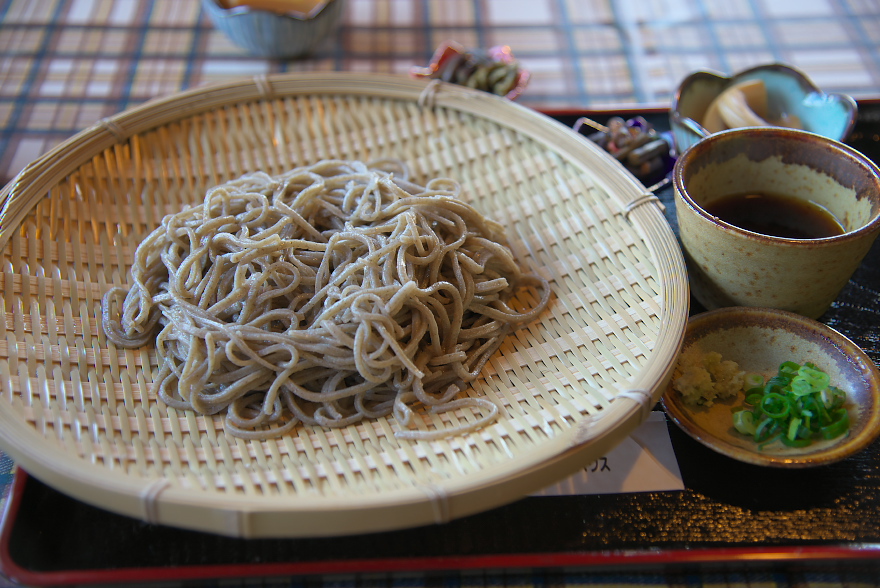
[2,0,880,185]
[1,1,880,585]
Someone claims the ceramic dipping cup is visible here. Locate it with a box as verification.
[673,127,880,319]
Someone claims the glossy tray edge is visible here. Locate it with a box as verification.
[3,103,880,585]
[2,469,879,586]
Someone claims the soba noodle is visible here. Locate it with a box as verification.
[102,160,550,440]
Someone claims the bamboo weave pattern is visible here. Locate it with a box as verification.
[0,77,685,537]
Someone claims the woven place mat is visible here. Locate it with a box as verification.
[0,73,687,539]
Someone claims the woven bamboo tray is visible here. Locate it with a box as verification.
[0,73,688,539]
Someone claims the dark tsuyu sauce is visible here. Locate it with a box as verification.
[703,191,845,239]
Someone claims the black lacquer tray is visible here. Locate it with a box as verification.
[2,105,880,586]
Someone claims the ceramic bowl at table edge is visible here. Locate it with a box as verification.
[661,306,880,468]
[669,63,858,155]
[201,0,345,59]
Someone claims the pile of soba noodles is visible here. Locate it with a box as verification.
[102,160,550,440]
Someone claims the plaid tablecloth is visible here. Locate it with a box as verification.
[1,1,880,586]
[2,0,880,185]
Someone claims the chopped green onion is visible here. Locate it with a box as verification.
[754,416,779,442]
[758,432,783,449]
[745,393,763,406]
[730,361,849,450]
[820,410,850,440]
[733,410,756,435]
[760,392,790,419]
[781,435,812,448]
[744,372,765,390]
[821,386,846,410]
[790,375,813,397]
[779,361,800,376]
[799,365,830,391]
[787,417,802,441]
[764,376,790,395]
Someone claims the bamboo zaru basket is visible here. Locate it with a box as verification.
[0,73,688,538]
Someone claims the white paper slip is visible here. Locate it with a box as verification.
[531,411,684,497]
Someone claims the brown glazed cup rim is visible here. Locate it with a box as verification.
[673,126,880,244]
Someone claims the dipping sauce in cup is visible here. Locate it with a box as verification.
[673,127,880,319]
[702,191,845,239]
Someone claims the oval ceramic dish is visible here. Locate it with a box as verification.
[662,307,880,468]
[670,63,857,155]
[0,73,688,538]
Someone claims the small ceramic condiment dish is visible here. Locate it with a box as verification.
[201,0,345,59]
[661,307,880,468]
[674,126,880,319]
[670,63,857,155]
[410,41,530,100]
[662,307,880,468]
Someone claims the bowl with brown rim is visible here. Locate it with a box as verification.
[662,306,880,468]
